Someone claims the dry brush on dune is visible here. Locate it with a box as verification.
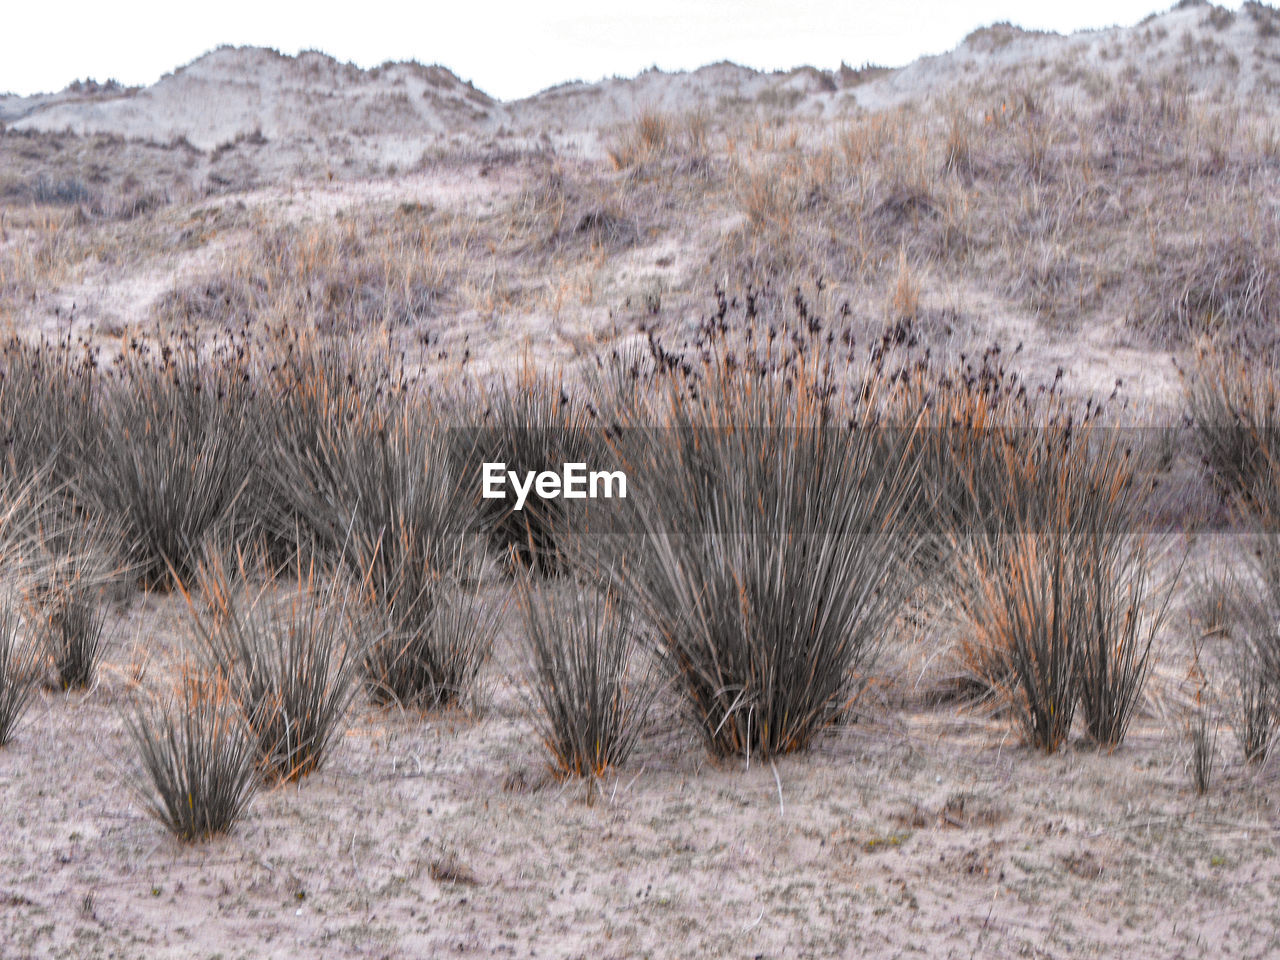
[5,9,1280,955]
[0,290,1203,837]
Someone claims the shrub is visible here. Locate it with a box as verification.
[608,350,925,759]
[948,422,1167,751]
[517,574,655,777]
[186,553,362,781]
[608,111,673,170]
[77,340,255,587]
[127,670,260,840]
[0,604,39,745]
[265,388,489,708]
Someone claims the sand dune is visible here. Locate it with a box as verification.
[4,6,1280,958]
[8,4,1280,156]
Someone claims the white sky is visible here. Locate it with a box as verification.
[0,1,1247,101]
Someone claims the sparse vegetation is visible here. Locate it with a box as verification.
[127,669,261,840]
[517,574,655,778]
[185,552,362,781]
[0,604,39,744]
[152,208,456,333]
[7,9,1280,952]
[34,581,107,690]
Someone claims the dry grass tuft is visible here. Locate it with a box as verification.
[924,371,1171,750]
[1183,346,1280,510]
[600,315,927,760]
[33,580,106,691]
[185,550,363,782]
[0,604,40,745]
[607,109,712,176]
[127,669,261,841]
[517,574,656,778]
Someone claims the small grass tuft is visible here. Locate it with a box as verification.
[1189,710,1217,796]
[127,670,260,841]
[363,558,498,710]
[34,582,106,690]
[0,604,39,745]
[186,551,363,782]
[517,574,656,778]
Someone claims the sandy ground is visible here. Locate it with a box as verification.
[8,152,1182,404]
[32,164,524,341]
[4,5,1280,958]
[1,580,1279,960]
